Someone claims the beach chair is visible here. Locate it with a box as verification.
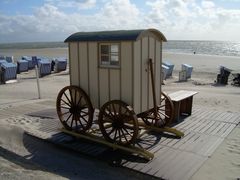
[217,66,232,85]
[22,56,35,69]
[6,56,13,63]
[0,62,17,84]
[17,60,28,73]
[38,58,51,77]
[162,64,169,80]
[181,64,193,79]
[163,61,174,77]
[32,56,41,67]
[231,73,240,86]
[53,57,67,73]
[0,55,5,60]
[0,60,7,66]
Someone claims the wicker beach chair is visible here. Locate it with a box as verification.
[163,61,174,77]
[53,57,67,73]
[17,59,28,73]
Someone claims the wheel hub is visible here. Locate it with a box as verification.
[69,106,80,114]
[112,116,124,129]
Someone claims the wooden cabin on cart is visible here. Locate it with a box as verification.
[56,29,182,153]
[65,29,166,114]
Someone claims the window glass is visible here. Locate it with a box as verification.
[100,44,119,67]
[111,45,118,53]
[101,45,109,54]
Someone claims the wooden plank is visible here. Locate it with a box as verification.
[133,40,141,114]
[99,68,109,106]
[79,42,89,94]
[161,151,200,180]
[69,42,79,86]
[121,42,133,106]
[141,37,148,112]
[147,148,179,176]
[172,154,207,180]
[154,149,185,178]
[168,90,198,102]
[155,40,161,105]
[148,37,155,108]
[88,42,99,108]
[109,69,120,100]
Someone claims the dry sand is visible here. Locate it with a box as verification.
[0,48,239,179]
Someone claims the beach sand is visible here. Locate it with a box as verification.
[0,48,239,179]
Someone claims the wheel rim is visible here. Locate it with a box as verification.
[142,92,174,127]
[56,86,94,133]
[98,100,139,146]
[156,92,174,127]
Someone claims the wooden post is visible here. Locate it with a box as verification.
[149,58,158,117]
[35,65,41,99]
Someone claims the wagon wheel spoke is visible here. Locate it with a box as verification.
[65,113,72,123]
[76,96,83,106]
[61,99,72,107]
[60,106,71,110]
[122,126,133,137]
[56,86,94,133]
[60,111,70,116]
[107,127,115,136]
[78,115,84,128]
[70,114,74,128]
[113,129,118,141]
[69,89,74,105]
[112,103,117,115]
[120,129,130,142]
[106,106,114,117]
[63,92,72,106]
[159,111,170,118]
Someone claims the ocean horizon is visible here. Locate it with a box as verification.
[0,40,240,58]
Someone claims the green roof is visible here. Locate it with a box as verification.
[64,29,167,42]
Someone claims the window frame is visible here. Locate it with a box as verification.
[99,43,120,68]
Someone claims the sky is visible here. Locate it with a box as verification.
[0,0,240,43]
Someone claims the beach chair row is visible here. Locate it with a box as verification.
[0,56,67,84]
[162,61,193,81]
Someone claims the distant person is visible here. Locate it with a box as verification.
[193,51,196,54]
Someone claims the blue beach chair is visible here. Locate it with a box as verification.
[181,64,193,79]
[163,61,174,77]
[0,62,17,83]
[17,59,28,73]
[38,58,51,77]
[54,57,67,73]
[6,56,14,63]
[22,56,35,69]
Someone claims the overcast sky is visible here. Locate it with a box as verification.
[0,0,240,43]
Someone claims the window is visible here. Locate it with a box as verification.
[100,44,119,67]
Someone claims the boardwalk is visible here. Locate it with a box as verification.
[1,101,239,180]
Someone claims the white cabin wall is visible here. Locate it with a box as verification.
[133,40,141,114]
[78,42,89,95]
[155,40,161,104]
[141,37,149,112]
[99,68,109,107]
[121,42,133,106]
[88,42,99,108]
[148,37,155,109]
[109,69,120,101]
[69,42,79,86]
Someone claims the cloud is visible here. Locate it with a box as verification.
[45,0,96,9]
[0,0,240,42]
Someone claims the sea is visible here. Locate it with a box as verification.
[0,41,240,57]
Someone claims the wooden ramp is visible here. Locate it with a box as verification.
[25,107,240,180]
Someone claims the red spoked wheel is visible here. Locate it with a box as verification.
[56,86,94,133]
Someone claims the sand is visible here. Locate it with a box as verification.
[0,48,239,179]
